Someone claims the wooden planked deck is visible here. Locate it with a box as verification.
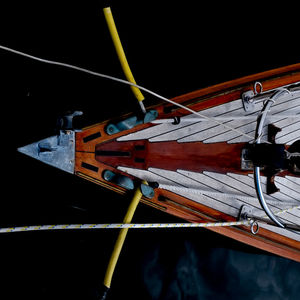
[117,82,300,244]
[75,65,300,261]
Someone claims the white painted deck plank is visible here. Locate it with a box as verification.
[118,166,239,216]
[116,85,300,242]
[117,123,184,141]
[119,88,300,144]
[221,97,300,144]
[286,176,300,185]
[203,121,256,143]
[248,174,298,203]
[231,115,300,144]
[169,94,299,143]
[150,121,212,142]
[276,121,300,139]
[202,172,300,224]
[178,121,245,143]
[118,98,243,142]
[229,173,300,209]
[149,168,241,216]
[270,97,300,114]
[150,100,248,142]
[274,179,300,204]
[276,176,300,195]
[117,165,300,241]
[278,129,300,144]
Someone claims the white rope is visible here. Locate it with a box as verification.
[273,205,300,216]
[0,220,251,233]
[0,44,254,141]
[252,205,300,221]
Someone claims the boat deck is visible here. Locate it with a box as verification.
[75,66,300,261]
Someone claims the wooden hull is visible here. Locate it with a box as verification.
[75,64,300,262]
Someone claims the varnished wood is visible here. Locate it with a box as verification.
[75,64,300,262]
[76,63,300,152]
[95,140,246,174]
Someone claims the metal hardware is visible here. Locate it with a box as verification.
[38,142,58,153]
[102,170,156,197]
[239,205,253,221]
[102,170,134,190]
[254,81,263,95]
[242,90,255,112]
[241,81,263,112]
[106,110,158,135]
[140,184,155,199]
[172,116,181,125]
[57,111,83,130]
[241,148,254,170]
[239,205,259,235]
[241,81,300,113]
[253,88,290,229]
[238,204,300,234]
[106,116,139,135]
[17,130,75,174]
[242,87,292,228]
[245,213,300,232]
[143,110,158,123]
[254,167,285,228]
[250,220,260,235]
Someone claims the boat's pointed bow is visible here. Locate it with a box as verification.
[17,130,75,174]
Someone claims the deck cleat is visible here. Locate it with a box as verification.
[140,183,155,199]
[102,170,134,190]
[105,110,158,135]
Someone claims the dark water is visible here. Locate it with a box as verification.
[1,1,299,299]
[140,237,300,300]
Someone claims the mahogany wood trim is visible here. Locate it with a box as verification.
[95,140,247,174]
[171,63,300,105]
[75,151,300,260]
[76,65,300,153]
[74,64,300,262]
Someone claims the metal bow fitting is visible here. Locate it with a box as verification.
[253,88,290,228]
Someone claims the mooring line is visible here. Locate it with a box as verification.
[0,220,251,233]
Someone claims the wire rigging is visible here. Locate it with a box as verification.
[0,44,254,141]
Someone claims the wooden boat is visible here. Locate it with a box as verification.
[18,63,300,262]
[2,3,299,299]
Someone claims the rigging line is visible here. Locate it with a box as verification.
[273,205,300,216]
[0,220,251,233]
[0,44,254,141]
[253,205,300,221]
